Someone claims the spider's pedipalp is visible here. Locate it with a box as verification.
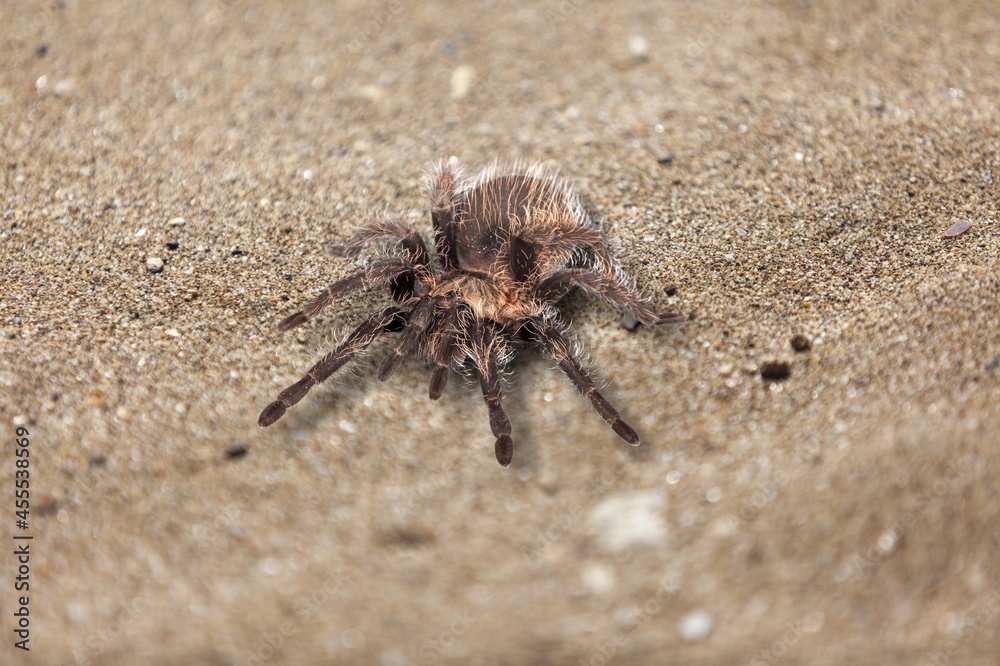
[470,320,514,466]
[377,297,437,382]
[277,258,413,332]
[259,306,405,427]
[531,318,640,445]
[421,304,465,400]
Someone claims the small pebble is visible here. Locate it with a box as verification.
[581,563,615,595]
[587,492,667,553]
[166,241,179,251]
[620,311,640,331]
[943,218,972,237]
[450,65,474,100]
[168,217,186,226]
[628,35,650,60]
[146,257,164,273]
[791,334,812,352]
[679,610,714,641]
[225,443,248,460]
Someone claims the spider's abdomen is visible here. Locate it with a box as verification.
[455,175,574,280]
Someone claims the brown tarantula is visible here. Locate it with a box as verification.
[258,158,685,466]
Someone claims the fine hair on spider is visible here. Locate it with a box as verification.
[259,157,686,467]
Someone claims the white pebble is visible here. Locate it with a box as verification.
[146,257,164,273]
[679,609,714,641]
[628,35,650,60]
[581,563,615,594]
[168,217,186,226]
[450,65,475,100]
[587,492,667,553]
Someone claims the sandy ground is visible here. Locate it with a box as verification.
[2,0,999,664]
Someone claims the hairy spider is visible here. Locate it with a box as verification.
[258,158,685,466]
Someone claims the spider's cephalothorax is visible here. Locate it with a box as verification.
[258,158,685,466]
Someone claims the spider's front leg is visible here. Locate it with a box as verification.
[259,306,406,427]
[327,219,430,267]
[277,258,413,332]
[535,268,686,326]
[430,161,462,271]
[327,218,433,304]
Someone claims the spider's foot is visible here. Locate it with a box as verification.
[612,420,640,446]
[258,401,287,427]
[495,434,514,467]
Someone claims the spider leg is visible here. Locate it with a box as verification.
[524,226,615,273]
[423,304,464,400]
[259,306,405,427]
[327,219,430,269]
[377,297,437,382]
[430,165,460,271]
[531,319,640,445]
[470,321,514,467]
[535,268,686,326]
[278,258,412,332]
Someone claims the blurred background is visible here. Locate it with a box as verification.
[1,1,998,664]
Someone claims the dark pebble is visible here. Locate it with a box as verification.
[166,241,179,251]
[225,443,248,460]
[760,361,791,381]
[89,454,107,466]
[791,334,811,352]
